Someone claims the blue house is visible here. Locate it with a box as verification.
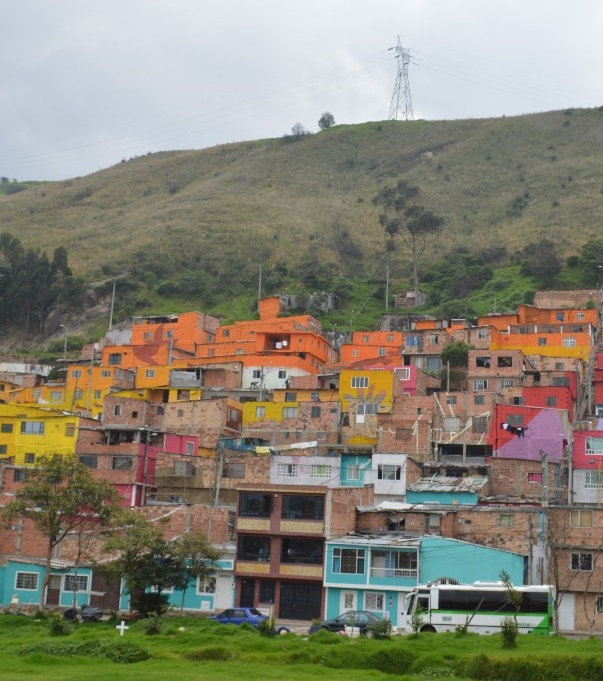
[323,534,525,629]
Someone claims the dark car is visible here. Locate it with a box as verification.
[309,610,380,635]
[208,607,269,627]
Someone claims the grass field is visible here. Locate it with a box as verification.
[1,613,602,681]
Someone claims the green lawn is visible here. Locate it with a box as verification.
[0,613,602,681]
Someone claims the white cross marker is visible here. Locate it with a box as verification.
[116,620,129,636]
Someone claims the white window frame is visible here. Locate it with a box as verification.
[71,369,82,378]
[145,369,155,378]
[255,406,265,418]
[282,406,298,419]
[277,463,298,478]
[15,571,38,590]
[377,464,401,481]
[197,576,216,594]
[585,470,603,488]
[351,376,369,389]
[562,337,576,348]
[347,465,361,481]
[185,441,195,455]
[311,464,331,479]
[473,379,488,391]
[64,574,89,593]
[397,367,411,381]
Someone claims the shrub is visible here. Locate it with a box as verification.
[48,612,73,636]
[138,612,164,635]
[185,646,236,662]
[20,639,150,663]
[366,618,394,639]
[501,616,518,648]
[257,617,277,637]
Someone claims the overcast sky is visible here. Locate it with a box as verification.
[1,1,601,181]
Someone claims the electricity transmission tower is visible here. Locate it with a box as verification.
[388,36,413,121]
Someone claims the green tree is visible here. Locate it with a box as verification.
[372,180,444,298]
[441,341,470,368]
[579,239,603,286]
[519,239,562,286]
[103,512,187,615]
[173,530,223,612]
[318,112,335,130]
[3,455,121,610]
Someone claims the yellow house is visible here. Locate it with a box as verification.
[0,404,81,466]
[242,401,297,426]
[339,369,394,415]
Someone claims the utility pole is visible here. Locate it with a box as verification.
[257,265,262,312]
[388,36,413,121]
[385,260,390,310]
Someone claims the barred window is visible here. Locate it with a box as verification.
[472,416,488,433]
[364,592,385,611]
[16,572,38,590]
[223,462,245,478]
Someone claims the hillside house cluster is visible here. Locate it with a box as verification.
[1,294,603,632]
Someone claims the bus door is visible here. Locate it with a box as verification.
[417,594,430,624]
[400,592,416,632]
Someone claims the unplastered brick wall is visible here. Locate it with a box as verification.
[453,507,537,555]
[489,457,556,499]
[327,486,374,539]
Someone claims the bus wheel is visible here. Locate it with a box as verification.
[277,626,291,635]
[420,625,436,633]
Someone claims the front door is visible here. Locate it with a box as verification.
[240,579,255,607]
[214,573,234,610]
[279,582,322,620]
[341,590,357,612]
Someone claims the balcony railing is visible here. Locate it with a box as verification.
[369,567,417,579]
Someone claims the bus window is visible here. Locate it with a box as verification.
[405,594,416,614]
[418,596,430,612]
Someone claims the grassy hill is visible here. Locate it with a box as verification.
[1,107,603,341]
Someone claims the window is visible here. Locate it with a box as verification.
[164,330,173,339]
[145,369,155,378]
[426,356,441,370]
[528,472,542,484]
[112,456,133,470]
[351,376,369,389]
[281,537,323,564]
[507,414,524,426]
[20,421,44,435]
[562,337,577,348]
[223,462,245,478]
[277,463,298,478]
[0,445,7,454]
[197,576,216,594]
[285,392,297,402]
[499,379,514,389]
[311,392,320,402]
[108,353,122,365]
[499,514,514,527]
[586,437,603,455]
[364,592,385,611]
[553,377,570,387]
[1,423,13,433]
[281,494,324,520]
[237,535,270,561]
[347,465,360,481]
[71,369,82,378]
[333,547,365,574]
[406,336,420,347]
[113,404,122,416]
[397,367,411,380]
[513,396,524,405]
[255,406,265,418]
[387,334,394,342]
[446,396,457,405]
[476,356,491,368]
[235,348,243,355]
[259,580,275,603]
[50,390,63,402]
[16,572,38,590]
[597,595,603,614]
[79,455,98,469]
[474,395,485,405]
[239,493,272,518]
[425,514,441,532]
[538,337,547,346]
[585,470,603,488]
[472,416,488,433]
[177,389,190,400]
[310,405,321,418]
[252,369,261,379]
[74,389,83,400]
[378,464,401,480]
[378,348,386,356]
[177,408,184,417]
[222,329,230,337]
[477,329,488,339]
[185,441,195,455]
[429,334,439,344]
[352,349,359,357]
[174,461,196,477]
[94,390,101,399]
[144,331,152,340]
[157,405,165,415]
[555,362,564,370]
[24,453,35,464]
[101,369,111,378]
[311,464,331,478]
[570,510,593,527]
[278,370,287,379]
[207,348,215,356]
[282,406,298,418]
[357,403,379,415]
[546,396,558,407]
[64,574,89,592]
[473,379,488,391]
[497,356,513,368]
[571,553,593,571]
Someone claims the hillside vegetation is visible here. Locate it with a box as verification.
[1,108,603,342]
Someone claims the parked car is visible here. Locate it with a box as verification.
[208,607,269,627]
[309,610,380,635]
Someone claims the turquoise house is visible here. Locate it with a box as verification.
[323,534,525,629]
[405,476,488,505]
[0,559,94,610]
[339,453,372,487]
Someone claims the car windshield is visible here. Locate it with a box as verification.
[249,608,264,616]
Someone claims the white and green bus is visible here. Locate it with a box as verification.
[401,582,554,635]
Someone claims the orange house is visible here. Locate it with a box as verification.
[340,331,403,363]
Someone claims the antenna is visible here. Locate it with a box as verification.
[388,36,413,121]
